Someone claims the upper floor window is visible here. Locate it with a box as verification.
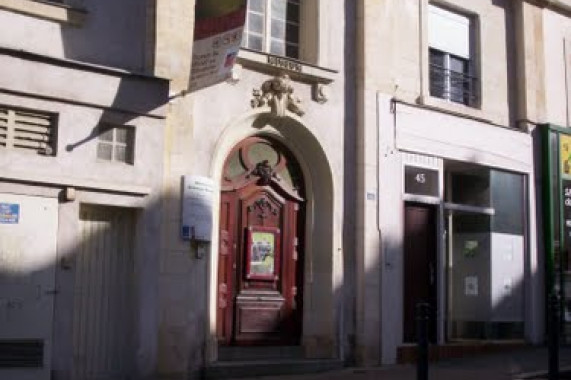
[428,4,478,107]
[242,0,300,59]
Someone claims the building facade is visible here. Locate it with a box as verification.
[0,1,168,379]
[0,1,570,380]
[153,1,352,378]
[355,0,550,365]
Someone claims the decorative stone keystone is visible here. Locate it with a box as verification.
[251,74,304,117]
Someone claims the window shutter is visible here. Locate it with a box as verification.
[0,107,55,155]
[428,5,470,59]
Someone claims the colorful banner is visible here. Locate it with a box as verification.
[189,0,247,91]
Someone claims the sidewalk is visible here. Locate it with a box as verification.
[228,347,571,380]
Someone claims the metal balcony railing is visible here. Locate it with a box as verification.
[429,63,479,107]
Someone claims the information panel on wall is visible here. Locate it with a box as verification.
[181,175,216,242]
[404,166,439,197]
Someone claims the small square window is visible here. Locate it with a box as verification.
[96,124,134,164]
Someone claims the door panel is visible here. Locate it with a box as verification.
[217,193,236,344]
[72,206,135,380]
[403,203,437,343]
[217,136,304,346]
[0,194,58,380]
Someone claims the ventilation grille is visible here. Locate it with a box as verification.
[0,107,56,155]
[0,340,44,368]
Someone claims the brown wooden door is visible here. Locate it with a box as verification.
[217,136,304,346]
[403,203,437,343]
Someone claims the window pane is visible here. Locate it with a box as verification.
[115,128,129,143]
[247,12,264,34]
[429,49,445,67]
[99,128,113,142]
[248,34,263,51]
[97,143,113,161]
[450,55,467,74]
[450,171,490,208]
[286,23,299,44]
[286,44,299,59]
[271,0,287,20]
[287,1,300,23]
[449,56,469,104]
[271,19,285,39]
[249,0,265,13]
[115,146,127,163]
[270,39,285,56]
[429,50,446,99]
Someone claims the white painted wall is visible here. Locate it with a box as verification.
[0,194,58,380]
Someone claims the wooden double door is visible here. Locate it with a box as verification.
[217,137,305,346]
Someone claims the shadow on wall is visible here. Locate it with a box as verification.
[60,0,149,73]
[0,193,165,380]
[490,0,519,129]
[59,0,167,151]
[0,187,541,380]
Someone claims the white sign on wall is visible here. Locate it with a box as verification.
[181,176,216,242]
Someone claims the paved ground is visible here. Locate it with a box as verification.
[228,347,571,380]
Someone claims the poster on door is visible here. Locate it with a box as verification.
[246,227,280,280]
[189,0,247,91]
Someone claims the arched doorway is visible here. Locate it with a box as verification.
[217,135,305,346]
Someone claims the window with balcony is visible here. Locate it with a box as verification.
[242,0,300,59]
[428,4,478,107]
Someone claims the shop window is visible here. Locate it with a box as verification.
[446,165,525,341]
[0,106,57,156]
[428,4,478,106]
[242,0,300,59]
[96,124,135,165]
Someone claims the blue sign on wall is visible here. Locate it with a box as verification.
[0,203,20,224]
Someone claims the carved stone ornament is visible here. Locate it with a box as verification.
[312,83,329,104]
[251,160,276,185]
[251,74,304,117]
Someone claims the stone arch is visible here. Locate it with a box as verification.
[206,108,338,360]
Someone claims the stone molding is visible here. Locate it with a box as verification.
[251,74,304,117]
[0,0,87,26]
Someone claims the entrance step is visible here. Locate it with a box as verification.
[218,346,304,361]
[204,358,344,379]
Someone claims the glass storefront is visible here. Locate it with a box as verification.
[543,126,571,343]
[445,164,525,340]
